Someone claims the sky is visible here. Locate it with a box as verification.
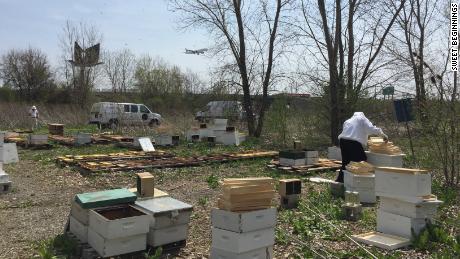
[0,0,213,85]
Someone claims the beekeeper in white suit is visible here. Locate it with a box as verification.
[336,112,388,183]
[29,105,39,131]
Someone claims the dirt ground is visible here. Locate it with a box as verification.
[0,147,279,258]
[0,145,458,259]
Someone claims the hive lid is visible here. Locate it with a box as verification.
[352,231,410,250]
[375,167,429,174]
[75,188,137,209]
[135,197,193,214]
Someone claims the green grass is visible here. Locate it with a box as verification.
[19,129,459,258]
[36,234,78,259]
[206,173,219,189]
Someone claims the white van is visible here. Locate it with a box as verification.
[89,102,162,129]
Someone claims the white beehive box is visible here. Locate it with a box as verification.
[211,246,273,259]
[155,135,173,146]
[213,130,226,140]
[0,143,19,164]
[345,186,376,203]
[212,119,228,130]
[0,163,9,183]
[89,205,150,239]
[327,146,341,160]
[304,150,319,158]
[69,216,88,243]
[71,200,89,225]
[211,208,276,233]
[186,129,200,141]
[74,133,91,145]
[375,167,431,199]
[344,170,375,189]
[217,131,240,146]
[199,128,210,140]
[134,197,193,229]
[379,197,442,219]
[27,134,48,145]
[279,158,305,167]
[88,228,146,258]
[377,209,427,238]
[147,223,189,247]
[239,134,247,143]
[211,227,275,253]
[305,157,319,165]
[366,151,404,167]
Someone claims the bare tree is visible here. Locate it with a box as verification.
[171,0,291,137]
[59,21,103,106]
[295,0,407,144]
[0,48,55,101]
[387,0,442,114]
[182,68,205,94]
[134,54,185,96]
[103,49,135,93]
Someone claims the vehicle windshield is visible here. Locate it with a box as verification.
[140,105,150,113]
[91,103,101,112]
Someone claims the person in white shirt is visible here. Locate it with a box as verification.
[336,112,388,183]
[29,106,39,131]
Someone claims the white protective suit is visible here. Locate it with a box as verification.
[338,112,386,146]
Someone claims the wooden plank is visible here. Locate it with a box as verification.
[352,231,410,250]
[307,177,336,184]
[375,167,428,174]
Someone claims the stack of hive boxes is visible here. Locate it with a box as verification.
[216,126,240,146]
[366,137,404,167]
[279,150,306,166]
[0,162,11,194]
[27,134,48,145]
[344,161,376,203]
[134,197,193,249]
[0,132,19,164]
[131,171,193,249]
[279,179,301,209]
[211,178,276,259]
[375,167,442,239]
[186,119,244,146]
[69,188,150,257]
[88,205,150,257]
[304,150,319,165]
[279,144,320,167]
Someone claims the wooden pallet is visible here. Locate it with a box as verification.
[99,134,134,143]
[56,151,174,166]
[70,150,277,174]
[268,158,342,175]
[4,136,26,145]
[49,135,75,146]
[23,143,53,150]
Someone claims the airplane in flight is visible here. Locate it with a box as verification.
[185,48,208,55]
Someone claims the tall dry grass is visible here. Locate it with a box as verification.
[0,102,89,129]
[0,102,200,137]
